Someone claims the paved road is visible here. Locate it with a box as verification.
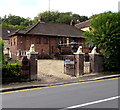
[2,78,119,109]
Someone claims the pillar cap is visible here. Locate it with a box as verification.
[89,47,99,55]
[74,46,85,54]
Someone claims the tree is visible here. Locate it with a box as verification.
[0,17,2,24]
[33,11,88,24]
[1,14,33,29]
[2,14,25,25]
[55,12,73,24]
[33,11,60,23]
[84,12,120,71]
[20,17,32,27]
[0,38,5,65]
[1,12,88,29]
[74,15,88,22]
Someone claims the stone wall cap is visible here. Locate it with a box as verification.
[89,53,99,55]
[30,52,38,54]
[74,53,85,55]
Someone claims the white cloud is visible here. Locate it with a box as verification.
[0,0,119,19]
[50,0,119,16]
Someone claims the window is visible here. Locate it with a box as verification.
[51,46,54,53]
[59,37,68,46]
[8,40,10,45]
[36,38,41,44]
[43,37,48,44]
[79,43,84,48]
[11,39,12,46]
[14,38,16,45]
[74,39,78,43]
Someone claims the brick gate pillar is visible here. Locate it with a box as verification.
[74,46,85,77]
[29,52,38,80]
[89,47,104,73]
[21,56,30,80]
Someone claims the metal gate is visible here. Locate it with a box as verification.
[64,55,75,76]
[84,62,90,73]
[64,55,91,76]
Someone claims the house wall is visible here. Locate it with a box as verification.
[34,35,50,58]
[81,27,90,31]
[49,37,59,57]
[10,35,85,59]
[3,39,10,55]
[9,35,18,59]
[25,35,55,58]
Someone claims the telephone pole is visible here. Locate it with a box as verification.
[118,1,120,12]
[48,0,51,21]
[49,0,50,12]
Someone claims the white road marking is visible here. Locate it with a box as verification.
[63,96,120,109]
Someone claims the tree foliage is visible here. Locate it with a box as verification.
[0,38,5,65]
[84,12,120,71]
[2,14,25,25]
[1,14,33,29]
[33,11,88,24]
[1,11,88,29]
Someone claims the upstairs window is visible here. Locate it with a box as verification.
[43,37,48,44]
[36,38,41,44]
[10,39,12,46]
[14,38,16,45]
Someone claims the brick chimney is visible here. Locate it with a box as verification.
[38,17,45,23]
[70,20,75,26]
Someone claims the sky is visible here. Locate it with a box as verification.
[0,0,119,19]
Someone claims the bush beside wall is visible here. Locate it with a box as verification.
[2,62,22,83]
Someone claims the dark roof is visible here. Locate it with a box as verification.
[75,19,91,29]
[10,22,84,38]
[0,28,17,39]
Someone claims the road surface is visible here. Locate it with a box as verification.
[1,78,119,109]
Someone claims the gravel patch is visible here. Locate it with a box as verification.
[37,60,76,82]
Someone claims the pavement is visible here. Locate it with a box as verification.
[0,73,120,92]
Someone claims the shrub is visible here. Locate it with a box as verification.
[84,12,120,71]
[0,38,5,66]
[2,61,21,78]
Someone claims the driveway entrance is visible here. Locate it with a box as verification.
[37,60,76,82]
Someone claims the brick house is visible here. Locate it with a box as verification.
[9,21,85,60]
[75,19,91,31]
[0,28,17,58]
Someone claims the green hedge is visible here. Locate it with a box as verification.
[2,61,30,83]
[2,62,21,78]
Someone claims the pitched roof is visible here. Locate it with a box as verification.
[10,22,84,38]
[0,28,17,39]
[75,19,91,29]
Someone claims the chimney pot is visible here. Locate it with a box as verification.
[38,17,45,23]
[70,20,75,26]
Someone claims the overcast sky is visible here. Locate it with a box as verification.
[0,0,119,19]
